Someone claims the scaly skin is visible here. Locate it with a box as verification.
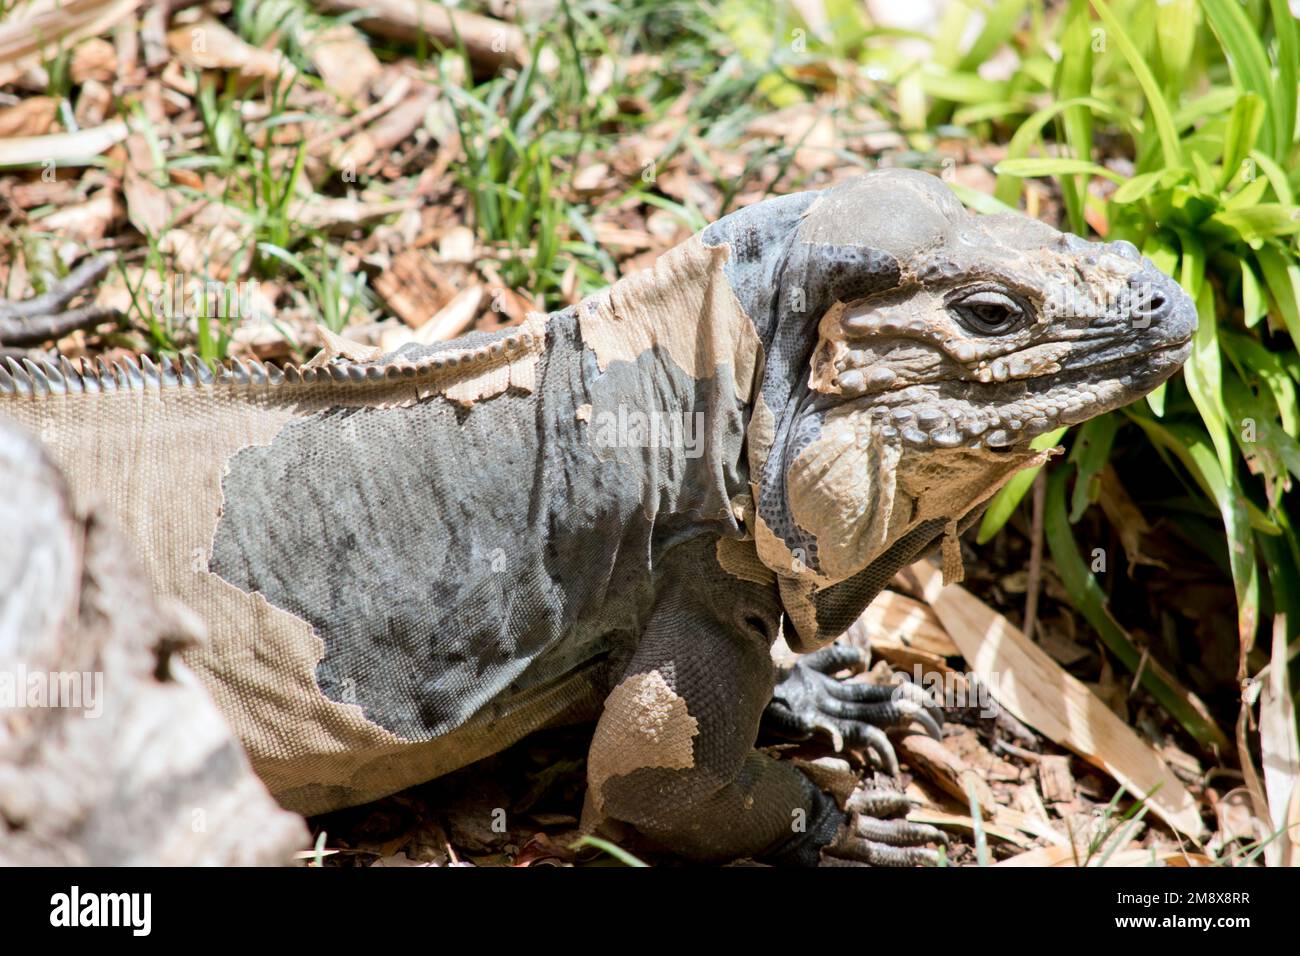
[0,170,1194,864]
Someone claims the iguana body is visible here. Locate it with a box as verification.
[0,170,1194,864]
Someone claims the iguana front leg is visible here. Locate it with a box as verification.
[585,544,944,865]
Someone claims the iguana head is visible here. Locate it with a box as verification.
[727,169,1195,610]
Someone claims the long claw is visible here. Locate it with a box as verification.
[801,643,868,676]
[854,816,949,847]
[848,723,899,776]
[825,838,940,867]
[845,788,918,818]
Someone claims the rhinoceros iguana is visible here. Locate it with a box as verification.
[0,169,1194,865]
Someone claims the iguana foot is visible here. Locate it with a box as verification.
[819,785,948,867]
[0,256,119,349]
[765,643,944,775]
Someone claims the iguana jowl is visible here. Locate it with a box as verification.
[0,170,1194,865]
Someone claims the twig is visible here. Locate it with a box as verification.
[0,256,120,346]
[1023,470,1046,644]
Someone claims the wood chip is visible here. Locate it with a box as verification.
[897,733,996,814]
[0,96,58,138]
[438,225,476,264]
[166,18,291,80]
[1037,754,1075,804]
[70,36,116,83]
[310,0,529,72]
[374,249,457,328]
[304,22,382,102]
[413,285,484,344]
[0,0,141,87]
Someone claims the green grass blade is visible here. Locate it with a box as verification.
[1068,415,1120,522]
[975,427,1068,544]
[1268,0,1298,164]
[1199,0,1277,155]
[994,158,1124,182]
[568,835,649,867]
[1090,0,1184,169]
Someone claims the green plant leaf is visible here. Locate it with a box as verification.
[1067,415,1120,522]
[1220,92,1265,189]
[1247,150,1295,206]
[1055,0,1095,234]
[1209,205,1300,243]
[1267,0,1298,165]
[993,157,1124,182]
[1180,270,1260,643]
[975,427,1068,544]
[1241,257,1267,328]
[1199,0,1277,155]
[1090,0,1183,169]
[995,95,1127,206]
[1111,170,1164,204]
[958,0,1031,72]
[1257,243,1300,347]
[1155,0,1199,91]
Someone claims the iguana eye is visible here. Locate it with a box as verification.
[949,290,1026,335]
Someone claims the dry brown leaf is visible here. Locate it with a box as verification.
[374,248,457,328]
[1098,465,1164,572]
[305,326,383,367]
[166,18,290,80]
[70,36,116,84]
[292,197,417,231]
[908,807,1033,847]
[123,167,171,237]
[1259,615,1300,866]
[304,22,382,101]
[897,733,996,812]
[35,188,124,243]
[903,560,1206,840]
[849,589,960,657]
[0,0,141,87]
[995,843,1208,867]
[0,96,58,138]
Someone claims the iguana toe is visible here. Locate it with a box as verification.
[766,643,946,771]
[820,786,947,867]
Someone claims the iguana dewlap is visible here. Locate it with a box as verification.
[0,170,1194,864]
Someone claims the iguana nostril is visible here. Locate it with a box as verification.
[1130,276,1173,322]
